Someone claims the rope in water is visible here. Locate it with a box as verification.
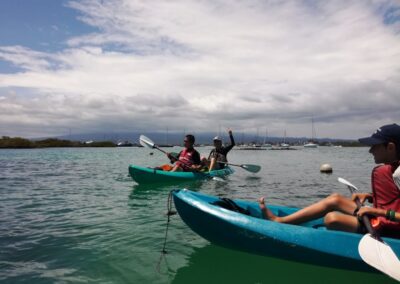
[156,190,176,274]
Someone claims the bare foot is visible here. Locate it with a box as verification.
[258,197,279,221]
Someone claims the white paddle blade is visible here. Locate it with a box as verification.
[338,177,358,191]
[241,164,261,173]
[139,135,155,148]
[359,234,400,281]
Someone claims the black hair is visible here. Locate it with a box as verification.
[186,134,195,144]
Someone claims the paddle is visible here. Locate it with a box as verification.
[338,177,400,281]
[139,135,179,160]
[217,161,261,173]
[139,135,213,177]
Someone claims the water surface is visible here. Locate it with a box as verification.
[0,147,396,283]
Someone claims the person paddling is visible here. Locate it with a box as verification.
[357,207,400,223]
[259,123,400,237]
[205,129,235,172]
[167,134,202,172]
[357,165,400,222]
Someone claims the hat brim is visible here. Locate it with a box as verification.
[358,136,385,146]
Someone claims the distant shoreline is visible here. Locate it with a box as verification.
[0,137,128,149]
[1,136,364,149]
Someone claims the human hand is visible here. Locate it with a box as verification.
[357,207,385,218]
[167,153,177,162]
[351,193,372,205]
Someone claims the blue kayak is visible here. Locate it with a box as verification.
[129,165,234,184]
[173,189,400,272]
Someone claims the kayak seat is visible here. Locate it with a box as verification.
[210,198,251,216]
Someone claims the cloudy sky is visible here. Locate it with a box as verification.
[0,0,399,139]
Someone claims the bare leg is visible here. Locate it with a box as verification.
[201,157,210,169]
[170,164,183,172]
[324,212,359,232]
[259,193,357,225]
[209,158,216,172]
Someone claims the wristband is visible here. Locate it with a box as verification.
[390,209,396,221]
[386,209,391,220]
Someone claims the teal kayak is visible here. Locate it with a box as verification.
[173,189,400,272]
[128,165,234,184]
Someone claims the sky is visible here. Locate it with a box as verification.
[0,0,399,139]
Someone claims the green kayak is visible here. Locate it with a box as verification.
[128,165,234,184]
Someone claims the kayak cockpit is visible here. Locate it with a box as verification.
[209,198,327,230]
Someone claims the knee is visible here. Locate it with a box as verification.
[325,193,345,208]
[327,193,343,200]
[324,212,341,229]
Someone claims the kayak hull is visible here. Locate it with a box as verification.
[173,189,400,271]
[128,165,234,184]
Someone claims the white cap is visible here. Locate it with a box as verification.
[213,136,222,141]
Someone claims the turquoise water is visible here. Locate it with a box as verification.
[0,146,397,283]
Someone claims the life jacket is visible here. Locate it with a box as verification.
[209,148,228,169]
[371,162,400,237]
[176,148,197,171]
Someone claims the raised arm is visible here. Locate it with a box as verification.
[224,129,235,153]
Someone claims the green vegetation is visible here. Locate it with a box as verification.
[0,136,34,148]
[0,136,116,148]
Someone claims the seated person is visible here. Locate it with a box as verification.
[167,134,202,172]
[204,129,235,172]
[259,123,400,237]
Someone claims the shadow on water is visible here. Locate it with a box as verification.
[171,244,397,284]
[129,181,202,197]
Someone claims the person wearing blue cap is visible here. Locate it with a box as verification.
[258,123,400,237]
[205,129,235,172]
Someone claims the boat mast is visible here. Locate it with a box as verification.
[311,117,316,142]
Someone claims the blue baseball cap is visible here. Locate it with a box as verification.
[358,124,400,146]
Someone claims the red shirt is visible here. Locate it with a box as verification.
[372,162,400,236]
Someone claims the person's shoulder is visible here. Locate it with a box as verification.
[373,164,395,177]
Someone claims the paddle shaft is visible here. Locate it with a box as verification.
[217,161,240,167]
[217,161,251,169]
[348,187,380,240]
[152,145,198,169]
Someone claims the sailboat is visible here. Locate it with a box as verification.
[262,128,272,148]
[304,117,318,148]
[280,130,290,149]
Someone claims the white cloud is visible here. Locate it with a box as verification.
[0,0,399,138]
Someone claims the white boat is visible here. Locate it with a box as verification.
[262,128,272,148]
[279,130,291,149]
[304,117,318,148]
[304,142,318,148]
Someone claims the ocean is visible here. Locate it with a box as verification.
[0,146,396,283]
